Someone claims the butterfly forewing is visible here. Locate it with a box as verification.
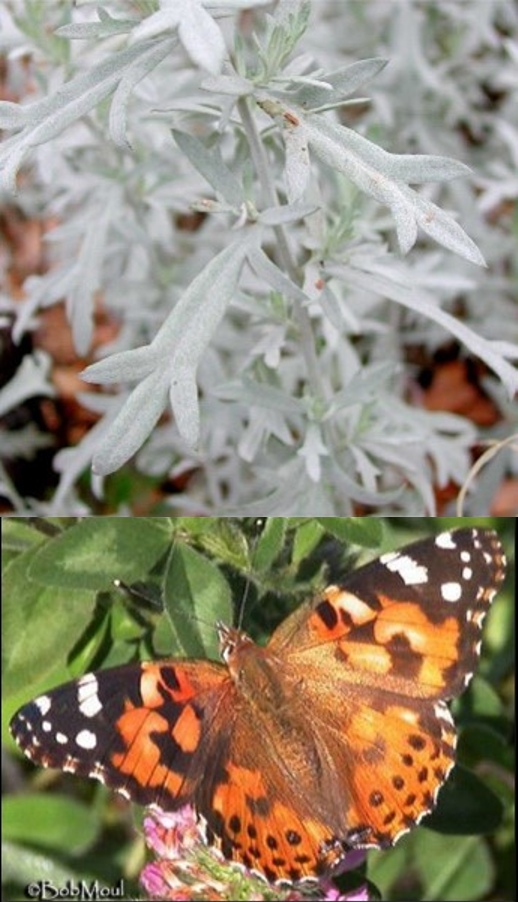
[11,660,231,809]
[273,528,506,700]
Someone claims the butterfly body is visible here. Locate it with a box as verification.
[10,528,506,883]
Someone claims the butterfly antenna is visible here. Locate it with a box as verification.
[237,518,265,631]
[113,579,216,634]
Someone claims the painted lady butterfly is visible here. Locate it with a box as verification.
[10,528,506,883]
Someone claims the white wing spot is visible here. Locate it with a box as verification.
[441,582,462,603]
[63,756,79,773]
[392,825,412,843]
[78,675,103,718]
[78,673,98,688]
[473,610,486,628]
[79,694,102,718]
[436,532,457,550]
[384,554,428,586]
[42,721,52,733]
[76,729,97,750]
[89,764,106,784]
[462,567,473,580]
[461,551,471,563]
[56,732,69,745]
[35,696,51,716]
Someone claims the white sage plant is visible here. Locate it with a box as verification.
[0,0,517,514]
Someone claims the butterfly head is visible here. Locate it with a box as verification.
[217,622,255,669]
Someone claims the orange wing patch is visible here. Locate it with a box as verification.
[208,762,342,881]
[342,698,457,847]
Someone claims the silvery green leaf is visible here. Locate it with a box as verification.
[0,143,29,194]
[0,40,173,192]
[176,0,226,75]
[214,378,304,414]
[170,365,200,449]
[1,41,164,131]
[130,7,181,42]
[344,266,518,397]
[0,102,26,128]
[297,422,328,482]
[159,236,254,445]
[56,13,137,39]
[238,408,294,461]
[0,351,54,417]
[280,58,389,110]
[303,115,483,262]
[68,196,116,355]
[133,1,225,75]
[248,324,287,369]
[399,186,486,266]
[224,460,321,515]
[257,201,316,225]
[0,42,160,136]
[318,284,346,331]
[201,74,254,96]
[110,41,179,147]
[283,122,311,202]
[423,413,476,488]
[274,72,333,90]
[92,370,170,475]
[275,0,311,27]
[191,199,238,215]
[152,234,254,355]
[53,411,117,511]
[248,248,309,304]
[12,266,78,345]
[87,235,254,461]
[327,363,397,415]
[383,155,472,184]
[318,284,362,332]
[330,458,405,506]
[172,129,244,207]
[81,345,158,385]
[255,0,311,82]
[363,440,436,513]
[313,118,472,184]
[348,444,381,491]
[0,424,51,460]
[203,0,271,7]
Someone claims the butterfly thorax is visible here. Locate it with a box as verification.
[219,623,299,712]
[219,624,352,834]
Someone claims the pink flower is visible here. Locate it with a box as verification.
[315,850,369,901]
[323,886,370,902]
[143,805,202,859]
[140,806,370,901]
